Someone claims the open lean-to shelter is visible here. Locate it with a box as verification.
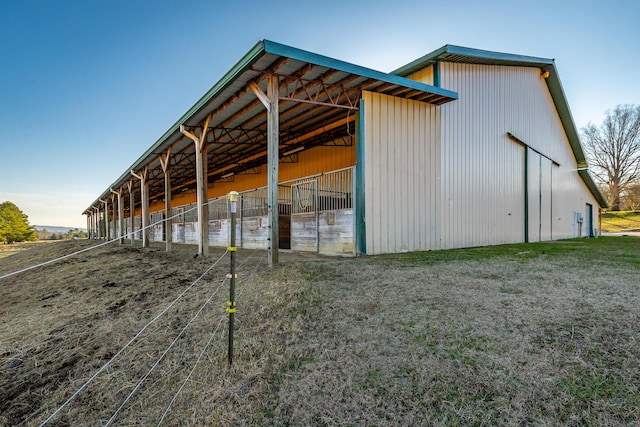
[83,40,607,265]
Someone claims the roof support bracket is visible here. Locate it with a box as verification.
[180,115,212,257]
[126,179,135,247]
[131,167,150,248]
[250,82,271,112]
[110,188,124,244]
[159,148,172,252]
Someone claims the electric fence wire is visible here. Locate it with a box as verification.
[108,249,264,425]
[156,250,267,426]
[1,196,222,281]
[37,248,229,427]
[104,274,230,426]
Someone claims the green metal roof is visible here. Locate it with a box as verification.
[393,44,608,208]
[84,40,458,213]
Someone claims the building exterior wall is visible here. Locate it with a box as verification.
[362,91,441,255]
[134,143,355,218]
[438,62,599,249]
[362,63,600,255]
[407,65,435,85]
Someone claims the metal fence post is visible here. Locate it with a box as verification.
[227,191,239,365]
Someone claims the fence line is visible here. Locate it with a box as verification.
[104,275,230,426]
[107,249,266,425]
[1,197,226,281]
[38,248,229,426]
[156,250,267,425]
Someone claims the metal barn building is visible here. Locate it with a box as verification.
[84,41,607,265]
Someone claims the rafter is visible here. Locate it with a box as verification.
[276,73,361,110]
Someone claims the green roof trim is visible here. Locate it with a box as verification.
[393,44,554,77]
[85,40,459,212]
[104,40,268,192]
[393,44,608,208]
[263,40,458,101]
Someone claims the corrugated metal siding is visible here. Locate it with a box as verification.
[439,62,597,248]
[363,91,440,255]
[140,143,355,219]
[439,63,527,248]
[527,151,552,241]
[206,144,354,198]
[407,66,434,85]
[540,156,552,241]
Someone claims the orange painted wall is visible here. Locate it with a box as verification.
[135,143,355,216]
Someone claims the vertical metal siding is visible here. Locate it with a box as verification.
[363,91,440,255]
[439,62,597,248]
[540,157,553,241]
[407,66,435,85]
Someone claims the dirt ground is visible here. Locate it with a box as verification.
[1,237,639,426]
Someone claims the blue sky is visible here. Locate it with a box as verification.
[1,0,638,228]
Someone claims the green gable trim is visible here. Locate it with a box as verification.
[393,44,608,209]
[393,44,554,77]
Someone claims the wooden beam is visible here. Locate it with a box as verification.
[249,82,271,112]
[127,179,135,246]
[131,167,150,248]
[110,188,124,244]
[160,148,172,252]
[94,207,101,239]
[181,115,212,257]
[99,199,109,240]
[267,74,279,266]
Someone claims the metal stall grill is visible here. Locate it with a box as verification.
[289,167,354,254]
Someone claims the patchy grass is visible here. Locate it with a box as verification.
[1,237,639,425]
[0,241,55,259]
[601,211,640,232]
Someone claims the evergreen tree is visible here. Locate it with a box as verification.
[0,201,37,243]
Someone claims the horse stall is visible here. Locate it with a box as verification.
[239,186,291,250]
[290,167,354,256]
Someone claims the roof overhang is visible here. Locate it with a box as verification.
[394,44,608,209]
[84,40,458,213]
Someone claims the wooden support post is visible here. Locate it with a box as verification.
[94,207,100,239]
[160,149,172,252]
[131,168,150,248]
[90,212,95,239]
[267,74,280,266]
[110,195,116,240]
[111,188,124,244]
[111,197,116,240]
[127,180,135,245]
[100,199,110,240]
[181,115,212,257]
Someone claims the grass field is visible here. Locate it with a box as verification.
[601,211,640,233]
[1,237,639,425]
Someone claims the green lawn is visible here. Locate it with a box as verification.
[601,211,640,232]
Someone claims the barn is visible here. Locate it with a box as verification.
[84,40,607,265]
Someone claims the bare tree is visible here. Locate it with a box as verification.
[582,104,640,210]
[623,184,640,211]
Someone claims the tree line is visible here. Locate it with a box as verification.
[37,228,87,240]
[582,104,640,211]
[1,201,87,243]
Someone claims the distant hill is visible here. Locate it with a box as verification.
[34,225,86,233]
